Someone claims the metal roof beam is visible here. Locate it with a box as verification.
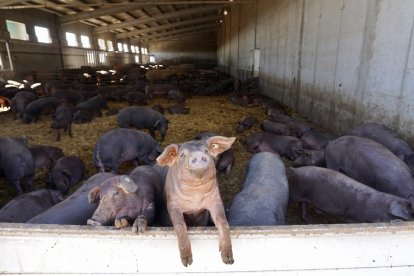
[0,0,26,8]
[95,4,221,33]
[116,14,218,39]
[59,3,146,25]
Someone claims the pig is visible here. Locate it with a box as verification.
[246,132,303,161]
[51,89,84,105]
[292,149,325,167]
[0,137,34,195]
[124,91,149,106]
[145,84,175,98]
[11,91,38,119]
[287,119,312,137]
[264,101,286,117]
[27,173,115,225]
[152,103,165,114]
[229,93,249,106]
[236,117,257,133]
[105,108,119,116]
[44,81,70,95]
[195,132,235,174]
[260,120,291,135]
[75,94,107,110]
[325,136,414,205]
[289,166,414,223]
[0,189,63,223]
[167,89,186,105]
[93,128,162,173]
[73,108,102,124]
[167,105,190,114]
[117,106,169,142]
[271,113,294,124]
[227,152,289,226]
[22,97,61,123]
[51,103,74,141]
[87,166,163,233]
[348,123,414,169]
[156,136,236,266]
[45,156,85,194]
[29,145,64,170]
[300,130,336,150]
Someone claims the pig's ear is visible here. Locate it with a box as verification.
[117,176,138,193]
[156,144,179,167]
[88,187,101,204]
[206,136,236,158]
[389,200,412,220]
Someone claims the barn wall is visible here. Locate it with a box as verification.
[218,0,414,144]
[0,9,150,80]
[148,35,217,68]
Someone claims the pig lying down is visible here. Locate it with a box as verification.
[289,166,414,223]
[87,166,163,233]
[157,136,236,267]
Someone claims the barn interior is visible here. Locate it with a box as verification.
[1,1,414,274]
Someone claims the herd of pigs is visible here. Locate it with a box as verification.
[1,66,414,266]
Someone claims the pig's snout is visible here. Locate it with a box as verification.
[188,151,210,169]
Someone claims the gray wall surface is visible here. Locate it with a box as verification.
[218,0,414,143]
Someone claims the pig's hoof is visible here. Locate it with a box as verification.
[87,219,101,226]
[181,255,193,267]
[132,215,147,234]
[114,218,129,229]
[220,246,234,264]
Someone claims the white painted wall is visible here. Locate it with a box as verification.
[218,0,414,143]
[1,222,414,275]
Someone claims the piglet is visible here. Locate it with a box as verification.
[51,103,74,141]
[29,145,64,170]
[157,136,236,267]
[236,117,257,133]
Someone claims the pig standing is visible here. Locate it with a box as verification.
[117,106,169,142]
[325,136,414,204]
[11,91,37,119]
[51,103,74,141]
[75,94,107,110]
[0,189,63,223]
[227,152,289,226]
[289,166,414,222]
[246,132,303,161]
[93,128,162,173]
[73,108,102,124]
[27,173,115,225]
[157,136,235,266]
[87,166,163,233]
[0,137,34,195]
[195,132,234,174]
[45,156,85,194]
[22,97,60,123]
[29,145,64,170]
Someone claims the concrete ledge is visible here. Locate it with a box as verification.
[1,222,414,275]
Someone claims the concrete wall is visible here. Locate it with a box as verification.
[148,34,217,68]
[218,0,414,143]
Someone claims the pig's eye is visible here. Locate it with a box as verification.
[180,152,185,158]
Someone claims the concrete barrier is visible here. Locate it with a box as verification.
[1,222,414,275]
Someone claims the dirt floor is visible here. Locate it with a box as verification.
[0,93,345,225]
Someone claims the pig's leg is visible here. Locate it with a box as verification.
[132,202,155,233]
[56,129,61,141]
[149,128,156,139]
[9,179,23,196]
[169,207,193,267]
[208,202,234,265]
[299,201,309,223]
[68,124,73,138]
